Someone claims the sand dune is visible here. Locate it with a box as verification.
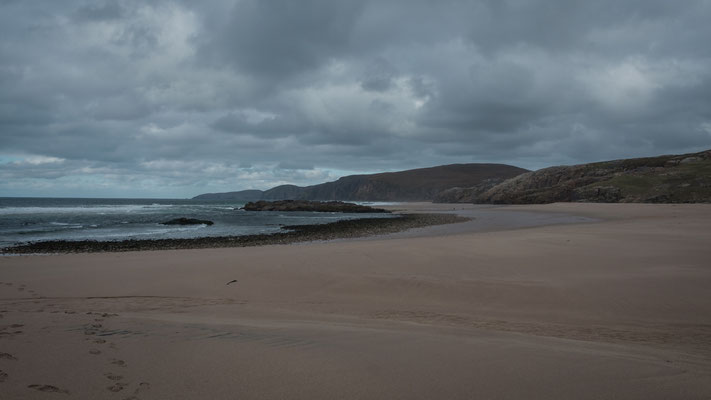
[1,203,710,399]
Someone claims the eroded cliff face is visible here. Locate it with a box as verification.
[474,150,711,204]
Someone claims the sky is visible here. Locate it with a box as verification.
[1,0,710,198]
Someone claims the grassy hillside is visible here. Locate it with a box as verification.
[476,150,711,204]
[301,163,528,201]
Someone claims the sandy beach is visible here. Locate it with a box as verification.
[1,202,710,399]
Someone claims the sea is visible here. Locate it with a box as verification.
[0,197,396,249]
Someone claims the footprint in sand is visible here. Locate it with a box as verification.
[110,359,127,367]
[107,382,128,392]
[0,352,18,361]
[104,373,123,381]
[0,329,22,338]
[27,384,70,394]
[0,370,8,382]
[121,382,151,400]
[84,323,104,336]
[94,339,107,344]
[89,349,102,355]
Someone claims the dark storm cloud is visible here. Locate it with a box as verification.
[1,0,710,197]
[206,0,365,78]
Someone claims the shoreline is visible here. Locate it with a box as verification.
[1,203,710,399]
[1,212,467,254]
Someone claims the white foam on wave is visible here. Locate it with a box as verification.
[353,201,400,206]
[49,222,83,229]
[0,204,175,215]
[75,224,208,240]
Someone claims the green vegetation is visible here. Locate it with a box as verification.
[477,150,711,204]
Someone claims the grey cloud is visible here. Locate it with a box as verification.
[205,0,365,79]
[360,58,398,92]
[277,161,314,171]
[73,1,125,22]
[211,112,304,139]
[1,0,710,197]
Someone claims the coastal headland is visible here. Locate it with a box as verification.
[1,203,710,399]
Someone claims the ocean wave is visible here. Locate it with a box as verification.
[82,224,209,239]
[0,204,175,215]
[15,225,84,235]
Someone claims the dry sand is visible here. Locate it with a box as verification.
[1,202,710,399]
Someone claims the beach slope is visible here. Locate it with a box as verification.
[1,203,710,399]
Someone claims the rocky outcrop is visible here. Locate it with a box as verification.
[161,218,214,226]
[242,200,390,213]
[476,149,711,204]
[3,214,466,254]
[432,178,509,203]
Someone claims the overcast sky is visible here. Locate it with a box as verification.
[1,0,710,198]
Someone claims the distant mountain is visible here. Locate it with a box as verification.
[192,189,263,201]
[193,163,528,202]
[262,184,307,200]
[473,149,711,204]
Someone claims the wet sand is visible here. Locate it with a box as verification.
[1,203,710,399]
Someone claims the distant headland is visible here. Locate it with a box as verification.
[194,149,711,204]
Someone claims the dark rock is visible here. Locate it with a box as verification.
[242,200,391,213]
[572,186,622,202]
[161,218,214,226]
[2,214,467,254]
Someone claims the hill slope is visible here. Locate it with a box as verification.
[193,163,528,202]
[476,150,711,204]
[192,190,263,201]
